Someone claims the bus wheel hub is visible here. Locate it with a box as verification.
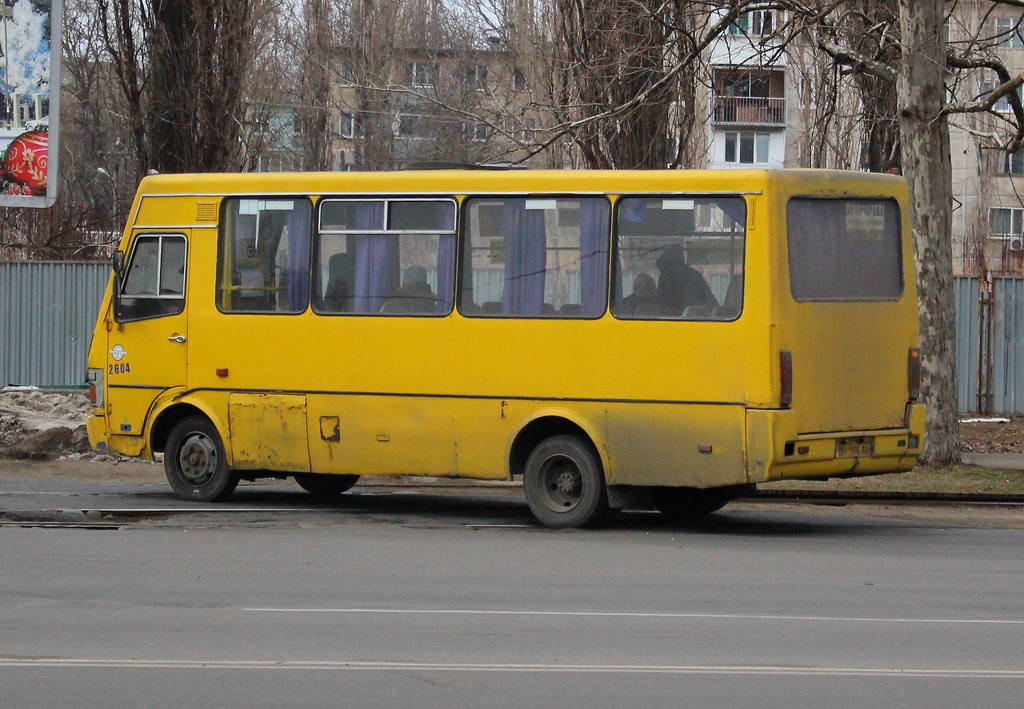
[179,434,217,484]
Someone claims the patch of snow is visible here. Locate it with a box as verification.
[960,417,1012,424]
[0,388,89,432]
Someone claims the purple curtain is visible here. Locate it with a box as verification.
[435,202,456,313]
[717,198,747,228]
[285,201,311,312]
[437,234,456,313]
[352,202,392,313]
[621,198,647,224]
[502,199,546,315]
[579,199,610,317]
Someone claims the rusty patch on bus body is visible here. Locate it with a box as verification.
[320,416,341,442]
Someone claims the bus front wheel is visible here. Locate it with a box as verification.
[164,416,239,502]
[523,434,610,529]
[294,473,360,497]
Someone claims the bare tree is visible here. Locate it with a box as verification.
[97,0,277,177]
[295,0,334,170]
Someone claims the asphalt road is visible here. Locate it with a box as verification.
[2,473,1023,708]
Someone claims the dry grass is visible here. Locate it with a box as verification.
[761,465,1024,496]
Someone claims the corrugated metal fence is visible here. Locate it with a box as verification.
[3,262,1024,412]
[1,262,110,387]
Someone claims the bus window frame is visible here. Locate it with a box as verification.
[115,232,188,324]
[313,195,458,317]
[216,196,314,316]
[457,193,613,320]
[785,195,904,303]
[610,193,748,322]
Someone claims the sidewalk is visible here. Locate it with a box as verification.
[961,453,1024,471]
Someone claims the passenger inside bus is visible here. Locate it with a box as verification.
[654,244,718,316]
[321,253,352,312]
[380,266,438,314]
[621,272,657,315]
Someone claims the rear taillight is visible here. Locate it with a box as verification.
[780,350,793,408]
[86,368,103,407]
[908,348,921,401]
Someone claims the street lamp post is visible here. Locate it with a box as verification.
[97,167,119,255]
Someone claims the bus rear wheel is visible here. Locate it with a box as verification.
[294,473,360,497]
[523,434,610,529]
[164,416,239,502]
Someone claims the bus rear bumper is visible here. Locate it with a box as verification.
[746,404,926,483]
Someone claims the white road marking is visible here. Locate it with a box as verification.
[241,607,1024,625]
[0,658,1021,677]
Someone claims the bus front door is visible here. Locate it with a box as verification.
[105,232,189,454]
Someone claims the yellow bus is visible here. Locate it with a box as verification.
[86,168,924,528]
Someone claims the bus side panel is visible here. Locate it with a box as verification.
[306,394,473,478]
[602,403,748,488]
[229,393,311,472]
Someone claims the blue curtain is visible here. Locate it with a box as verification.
[437,234,456,313]
[352,202,392,313]
[502,199,547,315]
[717,198,747,229]
[579,199,610,317]
[435,202,457,313]
[285,201,311,312]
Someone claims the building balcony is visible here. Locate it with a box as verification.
[712,96,786,128]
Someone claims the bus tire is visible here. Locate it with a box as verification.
[164,416,239,502]
[523,434,610,529]
[294,473,360,497]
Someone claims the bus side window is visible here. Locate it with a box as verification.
[315,198,456,316]
[612,196,746,321]
[218,198,312,314]
[460,196,610,318]
[118,234,187,322]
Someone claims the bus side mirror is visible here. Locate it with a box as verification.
[111,251,125,322]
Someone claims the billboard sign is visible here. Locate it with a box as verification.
[0,0,61,208]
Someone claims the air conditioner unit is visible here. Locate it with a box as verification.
[1009,237,1024,252]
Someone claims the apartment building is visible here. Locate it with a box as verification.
[329,45,546,171]
[309,4,1023,278]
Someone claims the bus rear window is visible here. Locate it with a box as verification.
[787,198,902,301]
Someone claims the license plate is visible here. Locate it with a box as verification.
[835,440,873,459]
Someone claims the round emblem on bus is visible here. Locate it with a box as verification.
[110,344,127,361]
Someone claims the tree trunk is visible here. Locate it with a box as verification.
[898,0,960,465]
[297,0,333,171]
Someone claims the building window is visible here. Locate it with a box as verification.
[472,65,488,92]
[993,17,1024,49]
[512,68,528,92]
[339,112,359,139]
[464,122,488,142]
[338,59,355,85]
[990,207,1024,238]
[728,10,775,37]
[724,132,770,164]
[407,62,440,88]
[999,149,1024,174]
[396,113,430,140]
